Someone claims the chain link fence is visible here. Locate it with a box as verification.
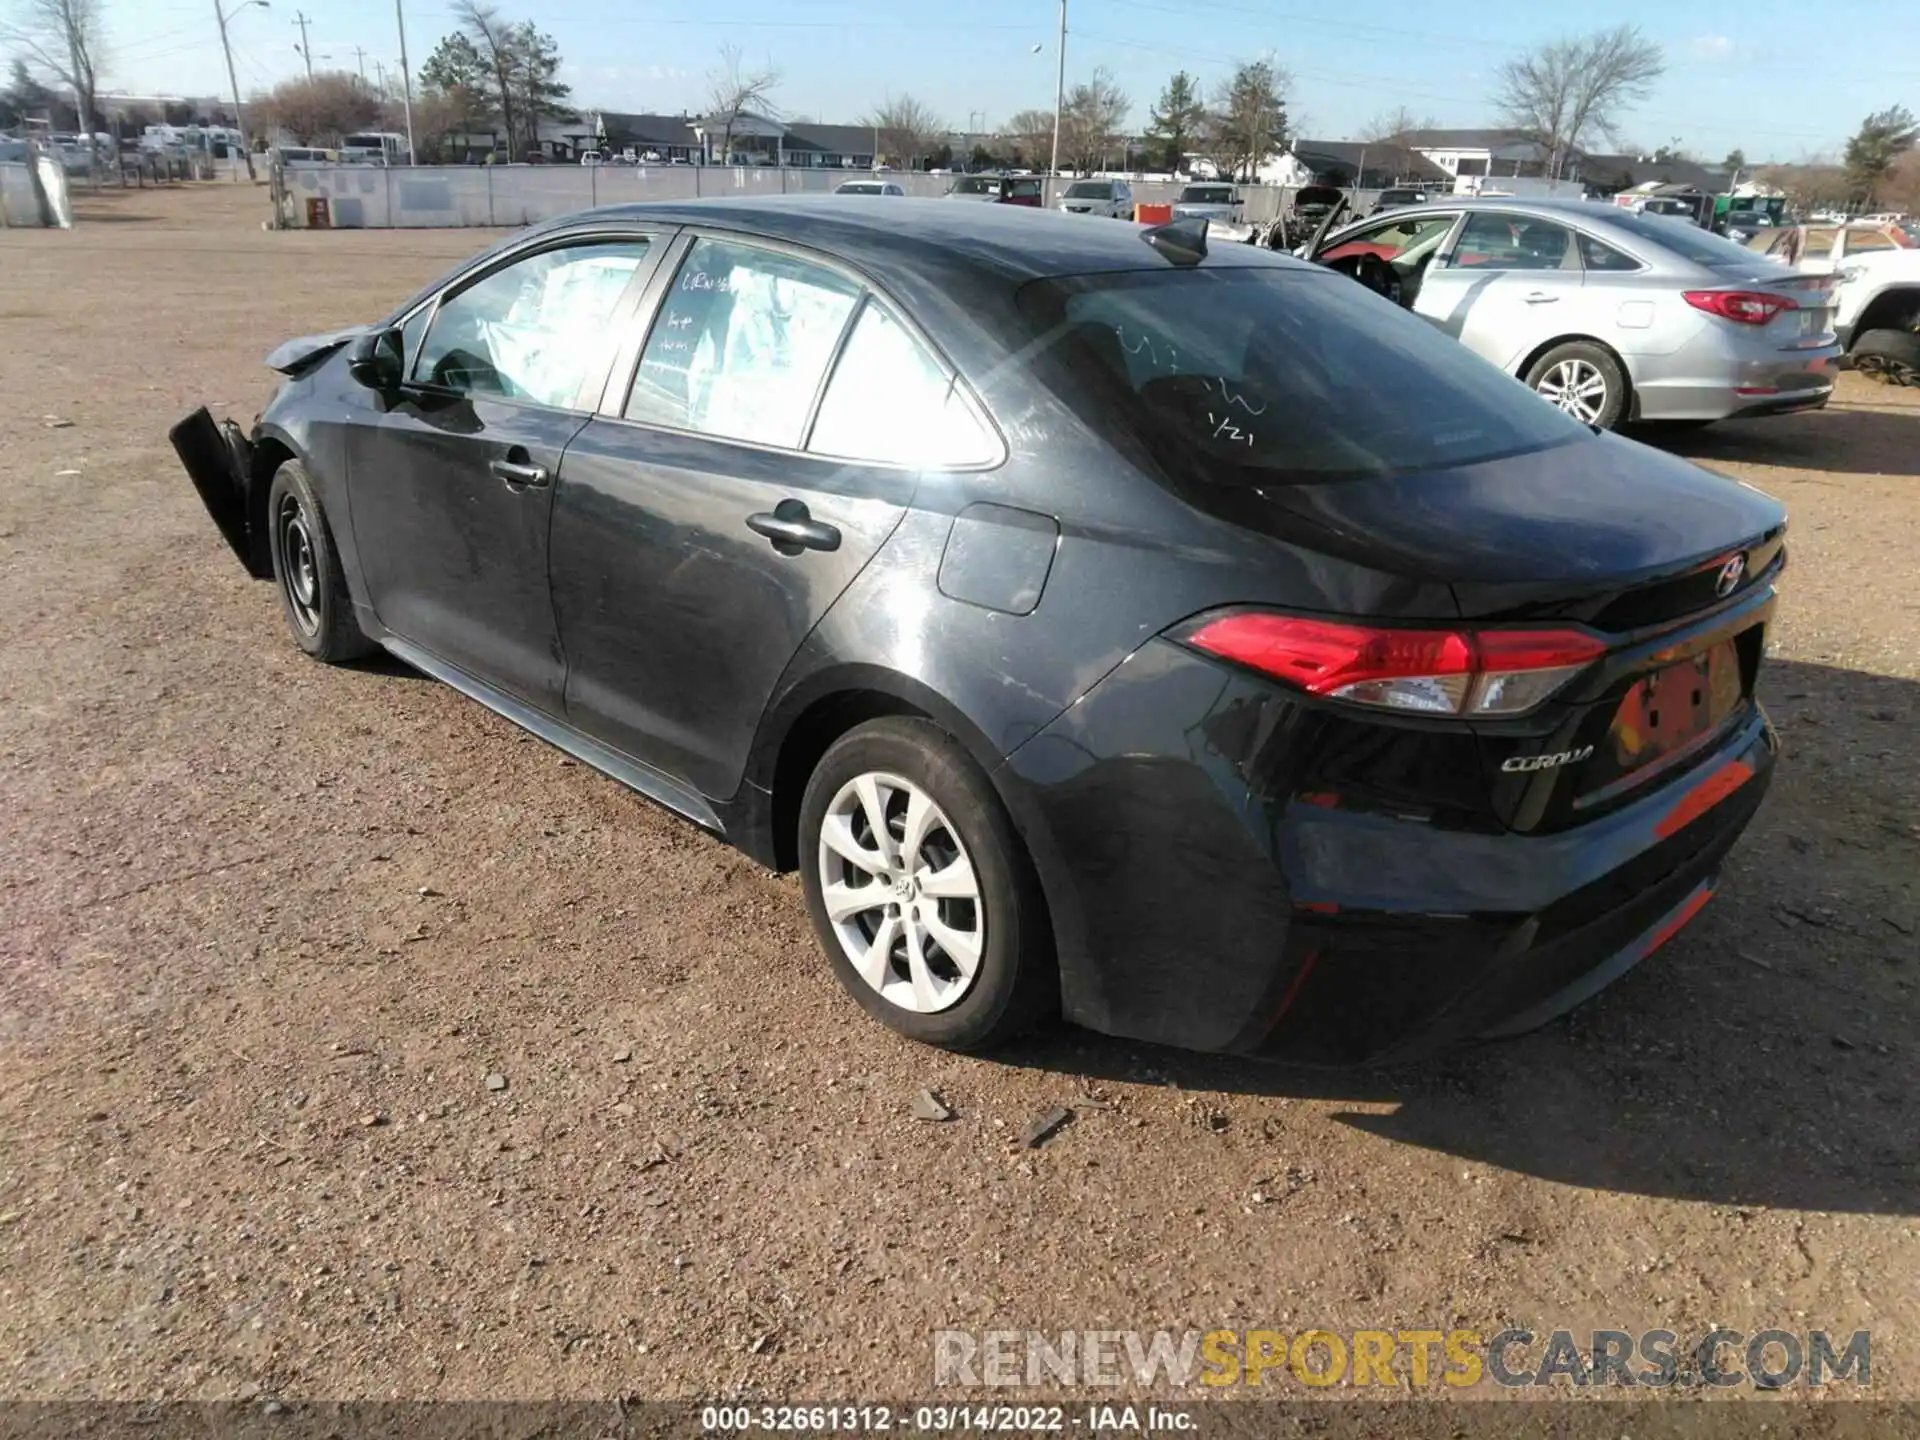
[268,163,1375,232]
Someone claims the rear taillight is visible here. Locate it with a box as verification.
[1182,613,1607,717]
[1683,289,1797,325]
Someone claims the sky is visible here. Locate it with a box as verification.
[66,0,1920,162]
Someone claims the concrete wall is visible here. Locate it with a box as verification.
[274,164,1322,230]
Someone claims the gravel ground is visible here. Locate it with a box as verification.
[1,183,1915,1406]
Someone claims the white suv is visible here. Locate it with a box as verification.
[1763,223,1920,385]
[1057,178,1133,219]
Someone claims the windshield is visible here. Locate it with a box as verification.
[1601,209,1771,266]
[1179,186,1233,203]
[1066,182,1113,198]
[1016,268,1586,484]
[840,183,880,192]
[952,177,997,194]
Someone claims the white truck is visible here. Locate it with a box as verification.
[1764,223,1920,385]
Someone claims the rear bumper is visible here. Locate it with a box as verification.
[1003,639,1777,1065]
[1631,334,1841,422]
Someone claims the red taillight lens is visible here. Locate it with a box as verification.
[1183,613,1607,717]
[1683,289,1797,325]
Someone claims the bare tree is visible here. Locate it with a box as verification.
[865,93,942,169]
[249,70,381,146]
[1001,107,1054,167]
[2,0,106,137]
[1360,106,1434,143]
[449,0,520,157]
[705,43,779,165]
[1494,25,1665,181]
[1058,68,1128,174]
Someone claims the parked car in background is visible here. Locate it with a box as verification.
[1762,223,1920,385]
[1057,178,1133,218]
[169,196,1786,1064]
[1305,197,1841,429]
[836,179,905,196]
[1171,182,1240,224]
[945,174,1044,207]
[1370,188,1426,216]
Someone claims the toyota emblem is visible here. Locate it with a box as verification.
[1714,554,1746,598]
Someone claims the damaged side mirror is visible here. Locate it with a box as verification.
[346,328,406,393]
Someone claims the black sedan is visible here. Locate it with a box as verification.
[171,198,1784,1064]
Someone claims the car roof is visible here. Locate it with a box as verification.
[532,195,1306,287]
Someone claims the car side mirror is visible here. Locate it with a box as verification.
[346,328,405,392]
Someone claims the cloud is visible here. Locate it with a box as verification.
[1689,34,1734,60]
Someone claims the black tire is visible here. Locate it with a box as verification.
[798,717,1056,1051]
[1851,328,1920,386]
[265,459,375,663]
[1523,340,1628,431]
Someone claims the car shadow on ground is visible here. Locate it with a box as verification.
[1631,393,1920,478]
[995,659,1917,1218]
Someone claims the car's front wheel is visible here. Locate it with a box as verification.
[1851,328,1920,386]
[266,459,375,663]
[798,717,1055,1050]
[1525,341,1627,429]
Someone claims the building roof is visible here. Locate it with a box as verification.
[784,122,875,156]
[1393,127,1536,150]
[1581,154,1733,193]
[1289,139,1450,184]
[596,112,699,147]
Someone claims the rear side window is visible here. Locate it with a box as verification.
[1576,233,1641,271]
[625,237,860,448]
[1018,267,1585,483]
[808,302,998,468]
[1846,229,1896,252]
[412,240,651,405]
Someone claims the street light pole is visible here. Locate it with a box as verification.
[214,0,267,181]
[394,0,417,164]
[1047,0,1066,180]
[293,10,313,78]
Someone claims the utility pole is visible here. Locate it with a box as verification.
[352,44,368,84]
[394,0,416,164]
[293,10,314,78]
[373,59,388,96]
[214,0,266,181]
[1048,0,1066,180]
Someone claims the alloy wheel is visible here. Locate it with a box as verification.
[816,771,984,1014]
[1535,358,1610,424]
[275,492,321,637]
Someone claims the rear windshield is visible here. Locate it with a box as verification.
[1180,186,1233,202]
[952,177,997,194]
[1017,267,1586,483]
[1601,209,1766,266]
[1066,181,1113,198]
[1009,178,1044,197]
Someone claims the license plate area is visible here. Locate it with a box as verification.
[1576,638,1748,806]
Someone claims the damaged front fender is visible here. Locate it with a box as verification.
[168,406,273,579]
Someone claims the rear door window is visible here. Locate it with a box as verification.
[624,237,861,448]
[808,302,998,467]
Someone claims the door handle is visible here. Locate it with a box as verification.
[1522,292,1561,304]
[490,457,550,489]
[747,499,840,555]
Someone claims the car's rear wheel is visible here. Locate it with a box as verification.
[266,459,374,663]
[1525,341,1627,429]
[1851,328,1920,386]
[798,717,1054,1050]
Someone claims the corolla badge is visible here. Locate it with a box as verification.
[1502,745,1595,773]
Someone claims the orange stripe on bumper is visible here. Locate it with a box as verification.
[1646,885,1713,956]
[1654,759,1755,840]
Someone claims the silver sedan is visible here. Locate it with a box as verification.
[1305,197,1842,429]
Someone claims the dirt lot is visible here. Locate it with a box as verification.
[1,183,1916,1407]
